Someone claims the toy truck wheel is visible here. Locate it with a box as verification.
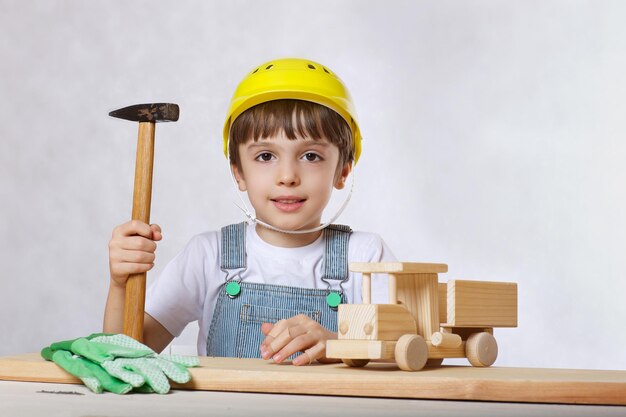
[395,334,428,371]
[342,359,370,367]
[466,332,498,367]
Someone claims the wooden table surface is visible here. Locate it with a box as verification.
[1,353,626,408]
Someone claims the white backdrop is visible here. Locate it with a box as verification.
[1,0,625,370]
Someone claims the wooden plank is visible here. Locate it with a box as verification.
[447,280,518,327]
[350,262,448,274]
[1,354,625,405]
[0,353,80,384]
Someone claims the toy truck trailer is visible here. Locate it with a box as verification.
[326,262,518,371]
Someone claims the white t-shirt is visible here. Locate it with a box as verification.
[145,224,395,355]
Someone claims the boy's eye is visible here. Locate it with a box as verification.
[303,153,322,162]
[255,152,274,162]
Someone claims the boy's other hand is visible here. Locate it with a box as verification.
[260,315,339,366]
[108,220,162,287]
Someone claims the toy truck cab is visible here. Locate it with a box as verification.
[326,262,518,371]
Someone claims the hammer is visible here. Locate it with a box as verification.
[109,103,179,342]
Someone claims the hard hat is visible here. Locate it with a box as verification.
[223,58,362,163]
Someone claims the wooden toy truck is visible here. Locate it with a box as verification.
[326,262,518,371]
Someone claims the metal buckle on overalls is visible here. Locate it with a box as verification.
[222,268,246,299]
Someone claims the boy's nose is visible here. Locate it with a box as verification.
[277,162,300,186]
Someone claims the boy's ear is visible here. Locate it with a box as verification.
[231,164,247,192]
[334,162,352,190]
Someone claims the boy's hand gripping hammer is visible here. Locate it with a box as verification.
[109,103,179,342]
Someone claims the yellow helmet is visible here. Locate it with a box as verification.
[223,58,362,163]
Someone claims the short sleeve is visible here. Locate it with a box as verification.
[145,234,216,337]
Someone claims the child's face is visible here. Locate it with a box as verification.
[232,131,351,240]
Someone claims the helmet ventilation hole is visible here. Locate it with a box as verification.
[323,67,330,74]
[266,64,274,70]
[307,64,316,70]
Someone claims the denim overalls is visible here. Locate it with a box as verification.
[206,222,351,358]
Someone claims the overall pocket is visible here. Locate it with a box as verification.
[236,304,321,359]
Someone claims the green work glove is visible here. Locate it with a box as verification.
[41,341,133,394]
[69,334,199,394]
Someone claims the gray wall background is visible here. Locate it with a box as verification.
[1,0,625,370]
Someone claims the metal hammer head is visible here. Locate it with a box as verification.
[109,103,179,123]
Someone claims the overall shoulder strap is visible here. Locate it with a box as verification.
[220,222,247,270]
[322,224,352,282]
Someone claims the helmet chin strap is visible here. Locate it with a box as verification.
[228,164,354,235]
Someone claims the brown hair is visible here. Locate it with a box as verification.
[228,99,354,170]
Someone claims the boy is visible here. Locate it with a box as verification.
[104,58,394,366]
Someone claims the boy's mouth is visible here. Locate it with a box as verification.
[271,197,306,212]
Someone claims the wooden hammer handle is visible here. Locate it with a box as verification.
[123,122,155,342]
